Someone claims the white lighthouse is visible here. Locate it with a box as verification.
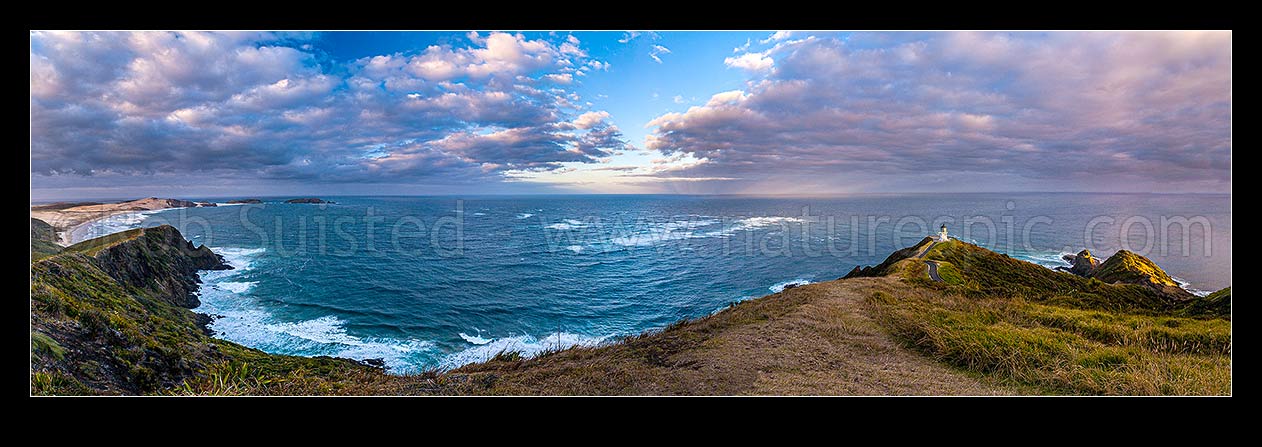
[936,224,949,242]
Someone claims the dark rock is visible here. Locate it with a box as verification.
[194,202,217,207]
[844,265,872,279]
[85,225,232,308]
[1065,249,1100,276]
[194,313,218,336]
[358,358,387,368]
[782,283,798,290]
[284,198,334,204]
[226,199,263,204]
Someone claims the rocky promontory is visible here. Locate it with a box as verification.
[64,225,232,307]
[1059,249,1191,298]
[31,225,233,393]
[1058,249,1101,276]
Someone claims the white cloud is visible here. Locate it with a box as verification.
[544,73,573,84]
[723,52,774,72]
[30,30,626,185]
[649,45,671,64]
[759,31,793,44]
[618,31,649,44]
[572,110,611,129]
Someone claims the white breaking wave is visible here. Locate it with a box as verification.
[770,278,812,293]
[472,212,486,216]
[608,219,721,247]
[195,246,434,373]
[703,216,806,238]
[215,281,257,294]
[565,245,584,253]
[516,213,534,219]
[439,332,612,370]
[546,219,589,230]
[1013,250,1079,270]
[458,330,493,345]
[71,209,173,244]
[729,216,805,233]
[1170,276,1213,297]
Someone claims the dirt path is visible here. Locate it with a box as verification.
[435,276,1014,395]
[735,277,1006,395]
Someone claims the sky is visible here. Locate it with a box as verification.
[29,31,1231,200]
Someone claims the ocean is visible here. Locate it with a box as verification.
[71,193,1231,373]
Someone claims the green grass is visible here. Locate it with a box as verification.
[1092,250,1179,288]
[32,239,63,260]
[170,342,398,396]
[866,289,1230,395]
[919,240,1219,317]
[31,331,65,360]
[63,228,145,256]
[933,262,964,285]
[31,218,63,259]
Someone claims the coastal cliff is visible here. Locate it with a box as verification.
[63,226,232,307]
[30,225,378,395]
[31,231,1230,395]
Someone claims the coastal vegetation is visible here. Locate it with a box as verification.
[859,238,1230,394]
[29,224,1229,395]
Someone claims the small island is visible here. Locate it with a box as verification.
[284,198,334,204]
[225,199,263,204]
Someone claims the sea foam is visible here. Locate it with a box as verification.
[71,209,172,244]
[439,332,612,370]
[770,278,812,293]
[195,246,435,373]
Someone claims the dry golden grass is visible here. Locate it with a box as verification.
[412,277,1015,395]
[865,288,1230,395]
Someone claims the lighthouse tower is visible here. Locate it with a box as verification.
[936,224,949,242]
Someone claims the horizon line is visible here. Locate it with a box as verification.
[29,190,1233,205]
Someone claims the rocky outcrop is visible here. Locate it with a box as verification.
[194,202,217,207]
[31,225,232,394]
[284,198,334,204]
[1059,249,1101,276]
[226,198,263,204]
[1090,250,1189,297]
[66,225,231,308]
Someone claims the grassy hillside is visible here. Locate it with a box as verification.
[31,225,387,395]
[32,228,1229,396]
[857,239,1230,395]
[915,240,1221,317]
[30,218,62,260]
[1091,249,1181,290]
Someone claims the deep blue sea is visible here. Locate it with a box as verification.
[71,193,1231,372]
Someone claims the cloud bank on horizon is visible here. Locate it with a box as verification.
[30,31,1231,198]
